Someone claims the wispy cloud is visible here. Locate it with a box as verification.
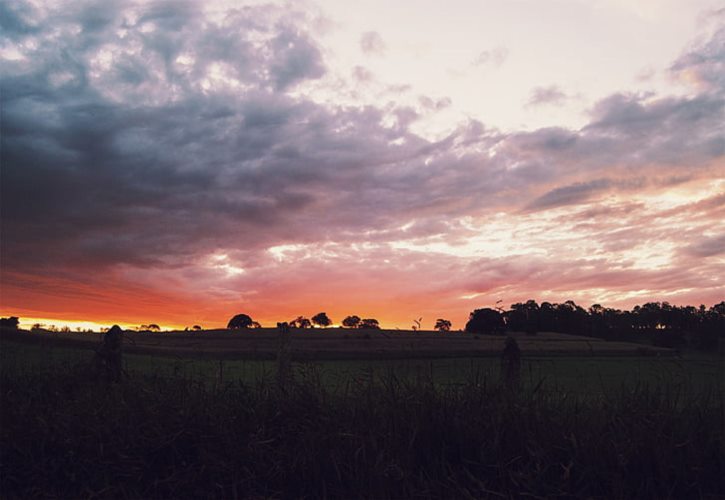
[526,85,569,107]
[360,31,386,55]
[472,46,508,68]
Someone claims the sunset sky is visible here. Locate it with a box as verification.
[1,0,723,331]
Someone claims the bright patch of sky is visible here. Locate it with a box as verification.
[306,0,720,135]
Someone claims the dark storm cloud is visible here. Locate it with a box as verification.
[0,1,40,38]
[0,1,330,271]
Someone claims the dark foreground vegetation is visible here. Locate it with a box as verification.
[2,360,723,499]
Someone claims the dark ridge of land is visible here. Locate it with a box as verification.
[0,327,674,360]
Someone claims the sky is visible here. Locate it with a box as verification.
[1,0,724,331]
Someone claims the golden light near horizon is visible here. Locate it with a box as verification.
[10,316,135,333]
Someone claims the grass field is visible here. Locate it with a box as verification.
[1,326,674,360]
[1,331,720,398]
[2,328,723,498]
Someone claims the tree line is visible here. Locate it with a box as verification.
[226,312,382,330]
[465,300,724,350]
[2,299,722,350]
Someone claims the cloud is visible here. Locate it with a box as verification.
[352,65,374,82]
[472,47,508,67]
[683,233,725,257]
[360,31,385,55]
[581,91,724,168]
[268,26,326,90]
[525,179,613,211]
[418,95,452,111]
[526,85,568,107]
[669,10,725,93]
[0,1,40,38]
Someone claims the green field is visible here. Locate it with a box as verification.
[2,336,720,399]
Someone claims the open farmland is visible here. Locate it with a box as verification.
[2,327,722,498]
[2,330,723,499]
[0,327,674,360]
[4,326,718,399]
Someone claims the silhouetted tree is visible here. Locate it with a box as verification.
[434,318,452,332]
[483,298,724,351]
[588,303,609,338]
[505,303,524,332]
[505,300,539,335]
[555,300,588,335]
[312,312,332,328]
[359,318,380,329]
[465,308,505,335]
[290,316,312,328]
[227,314,255,329]
[697,302,724,350]
[0,317,19,329]
[192,325,202,331]
[342,315,361,328]
[539,302,557,332]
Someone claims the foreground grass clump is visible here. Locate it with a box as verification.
[1,366,722,499]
